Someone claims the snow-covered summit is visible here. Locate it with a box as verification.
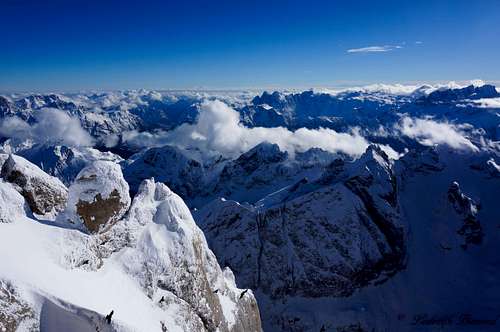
[418,84,500,103]
[0,163,262,331]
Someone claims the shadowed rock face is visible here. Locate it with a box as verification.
[448,181,483,248]
[0,154,68,215]
[76,189,125,233]
[198,145,406,300]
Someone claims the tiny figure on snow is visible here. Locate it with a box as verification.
[105,310,114,324]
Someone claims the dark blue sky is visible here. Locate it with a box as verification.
[1,0,499,91]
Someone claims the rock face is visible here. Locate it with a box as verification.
[197,145,406,300]
[119,179,262,332]
[58,160,131,233]
[0,154,68,215]
[448,181,483,248]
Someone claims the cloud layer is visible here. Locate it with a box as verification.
[122,100,399,159]
[347,45,403,53]
[395,116,478,151]
[0,109,94,147]
[467,97,500,108]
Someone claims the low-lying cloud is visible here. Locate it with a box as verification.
[122,100,399,159]
[467,97,500,108]
[395,116,478,151]
[347,45,403,53]
[0,108,94,147]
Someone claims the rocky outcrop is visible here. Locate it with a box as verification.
[0,281,38,332]
[470,157,500,178]
[58,160,130,233]
[448,181,483,248]
[0,154,68,215]
[119,179,262,331]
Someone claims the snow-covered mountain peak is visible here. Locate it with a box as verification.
[121,178,262,331]
[0,163,262,331]
[419,84,500,104]
[237,142,288,166]
[346,144,394,192]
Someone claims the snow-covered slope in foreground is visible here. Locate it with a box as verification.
[0,160,261,331]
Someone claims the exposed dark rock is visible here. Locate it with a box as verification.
[0,154,68,215]
[57,160,130,233]
[0,281,38,332]
[448,181,483,248]
[76,189,125,233]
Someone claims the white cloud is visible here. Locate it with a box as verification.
[347,45,403,53]
[466,97,500,108]
[0,108,94,147]
[395,116,478,151]
[122,100,399,159]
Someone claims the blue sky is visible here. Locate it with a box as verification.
[1,0,499,91]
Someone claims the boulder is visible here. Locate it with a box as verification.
[0,154,68,215]
[58,160,130,233]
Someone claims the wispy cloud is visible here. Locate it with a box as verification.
[347,45,403,53]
